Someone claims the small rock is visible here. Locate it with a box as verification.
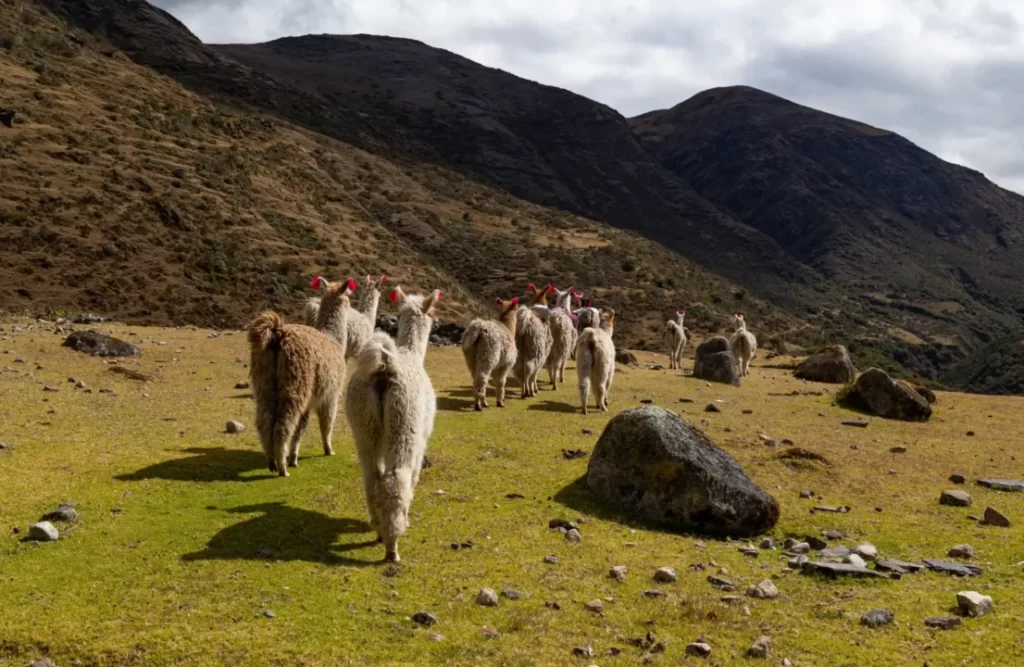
[707,575,736,591]
[923,560,982,577]
[704,403,720,413]
[845,554,867,568]
[481,627,499,639]
[572,646,594,659]
[501,589,524,600]
[226,421,245,434]
[956,591,993,617]
[940,490,972,507]
[948,544,974,559]
[41,505,77,522]
[543,555,559,564]
[653,567,677,583]
[801,562,888,578]
[581,428,593,435]
[42,386,58,393]
[787,554,809,569]
[889,446,907,454]
[584,599,604,613]
[823,529,844,540]
[842,419,869,428]
[476,588,499,607]
[981,506,1010,527]
[75,380,86,389]
[685,642,712,658]
[747,635,772,659]
[545,600,561,610]
[746,579,779,600]
[565,528,581,543]
[759,538,775,549]
[852,543,878,561]
[412,611,437,626]
[721,595,743,605]
[738,545,759,557]
[799,490,813,499]
[234,381,250,390]
[263,609,276,618]
[610,565,628,582]
[860,609,894,628]
[548,518,578,531]
[949,474,966,484]
[787,542,811,554]
[29,521,59,542]
[805,536,828,550]
[977,478,1024,492]
[925,616,961,630]
[642,589,666,598]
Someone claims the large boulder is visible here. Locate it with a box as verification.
[794,345,856,384]
[62,330,140,357]
[586,406,780,537]
[692,336,739,386]
[848,368,932,421]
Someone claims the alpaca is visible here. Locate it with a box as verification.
[545,285,578,389]
[247,278,354,476]
[665,309,688,370]
[576,308,616,414]
[303,297,321,326]
[312,275,370,359]
[462,296,519,410]
[514,283,554,398]
[359,274,387,329]
[345,286,440,562]
[572,292,600,332]
[730,313,758,377]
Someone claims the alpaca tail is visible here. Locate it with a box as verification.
[461,323,482,375]
[247,311,286,358]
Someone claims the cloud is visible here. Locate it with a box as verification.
[150,0,1024,194]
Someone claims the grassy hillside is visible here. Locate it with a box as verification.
[0,0,803,347]
[2,317,1024,665]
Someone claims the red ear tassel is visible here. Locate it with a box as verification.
[511,296,519,305]
[526,283,534,292]
[310,276,322,289]
[346,278,357,292]
[494,297,502,306]
[380,275,387,284]
[388,289,400,303]
[546,284,554,293]
[435,291,443,301]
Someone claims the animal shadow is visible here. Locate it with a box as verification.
[437,395,475,412]
[115,447,268,483]
[527,400,578,414]
[181,502,379,566]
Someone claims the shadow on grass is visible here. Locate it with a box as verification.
[115,447,268,483]
[526,400,578,414]
[181,502,380,566]
[437,396,475,412]
[229,393,254,400]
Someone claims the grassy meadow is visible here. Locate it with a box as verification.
[1,316,1023,666]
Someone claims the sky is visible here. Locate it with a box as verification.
[151,0,1024,194]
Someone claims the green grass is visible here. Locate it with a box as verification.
[2,318,1024,666]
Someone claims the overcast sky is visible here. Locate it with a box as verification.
[152,0,1024,194]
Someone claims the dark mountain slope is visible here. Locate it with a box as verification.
[632,86,1024,353]
[941,333,1024,396]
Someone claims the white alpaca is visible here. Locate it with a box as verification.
[665,309,688,370]
[514,283,554,398]
[311,275,372,359]
[462,296,519,411]
[359,274,387,329]
[572,292,600,332]
[545,285,577,389]
[730,313,758,377]
[311,275,358,352]
[303,297,321,327]
[576,309,616,414]
[344,285,440,562]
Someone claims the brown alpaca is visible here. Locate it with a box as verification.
[247,278,353,476]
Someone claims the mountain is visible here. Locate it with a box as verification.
[631,86,1024,356]
[941,333,1024,395]
[0,0,803,344]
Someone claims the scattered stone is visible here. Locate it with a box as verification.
[412,611,437,626]
[801,562,887,579]
[234,381,250,390]
[543,555,559,564]
[707,575,736,591]
[640,398,654,404]
[787,554,809,569]
[889,446,907,454]
[738,545,759,557]
[746,580,779,600]
[586,407,779,537]
[505,493,525,500]
[262,610,276,619]
[545,600,561,610]
[759,538,775,549]
[42,386,59,393]
[922,560,982,577]
[758,433,776,447]
[860,609,894,628]
[643,589,667,598]
[653,567,677,583]
[476,588,499,607]
[925,616,962,630]
[565,528,581,543]
[823,529,844,540]
[957,591,993,617]
[948,544,974,559]
[746,635,772,659]
[693,336,740,386]
[787,542,811,554]
[572,646,594,659]
[581,428,593,435]
[63,330,140,357]
[225,421,245,434]
[845,554,867,568]
[704,403,720,413]
[799,490,813,499]
[685,642,712,658]
[874,559,925,574]
[852,543,878,561]
[256,547,275,559]
[610,565,628,582]
[679,398,694,403]
[812,505,851,514]
[29,521,59,542]
[949,474,966,484]
[805,536,828,550]
[501,589,524,600]
[981,506,1010,527]
[41,505,77,522]
[549,518,578,531]
[978,479,1024,492]
[940,490,972,507]
[481,627,499,639]
[616,350,638,366]
[584,599,604,613]
[842,419,869,428]
[794,345,856,384]
[721,595,743,605]
[562,448,588,460]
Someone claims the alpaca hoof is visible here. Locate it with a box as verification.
[474,404,482,412]
[323,448,335,456]
[376,535,383,544]
[268,462,277,473]
[385,550,400,563]
[287,460,298,468]
[278,469,289,477]
[496,401,504,408]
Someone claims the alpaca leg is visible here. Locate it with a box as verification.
[579,376,590,415]
[473,369,489,411]
[495,365,510,407]
[255,401,276,473]
[317,397,338,456]
[287,411,311,468]
[272,415,299,478]
[595,380,607,413]
[359,464,380,531]
[548,364,558,391]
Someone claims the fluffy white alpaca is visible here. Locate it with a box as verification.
[665,309,688,370]
[303,297,321,326]
[359,274,387,329]
[545,285,577,389]
[576,308,616,414]
[514,283,554,398]
[572,292,600,331]
[730,313,758,377]
[344,285,440,562]
[462,296,519,410]
[311,275,372,359]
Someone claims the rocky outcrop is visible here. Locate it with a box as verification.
[692,336,740,386]
[586,406,779,537]
[62,330,141,357]
[843,368,932,421]
[794,345,856,384]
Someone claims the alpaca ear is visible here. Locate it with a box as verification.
[311,276,325,290]
[366,275,373,284]
[423,289,442,315]
[526,283,534,292]
[511,296,519,305]
[494,297,503,306]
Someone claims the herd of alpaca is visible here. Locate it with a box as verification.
[247,274,439,562]
[246,272,757,562]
